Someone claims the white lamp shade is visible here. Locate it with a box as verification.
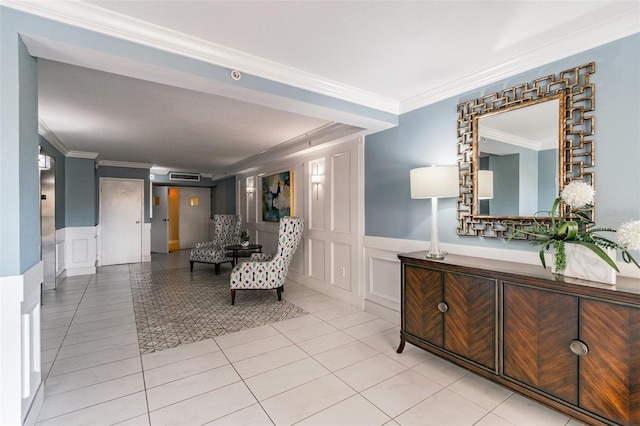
[410,166,459,199]
[478,170,494,199]
[311,174,323,184]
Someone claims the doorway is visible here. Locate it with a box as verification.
[151,186,169,253]
[100,178,144,265]
[168,188,180,252]
[40,152,56,290]
[150,186,211,252]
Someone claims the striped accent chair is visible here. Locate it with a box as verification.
[189,214,242,274]
[229,217,304,304]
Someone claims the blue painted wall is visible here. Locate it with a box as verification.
[18,38,41,273]
[537,149,557,212]
[489,154,519,217]
[97,166,151,223]
[212,176,237,216]
[39,136,66,229]
[365,34,640,255]
[65,158,96,227]
[0,24,42,275]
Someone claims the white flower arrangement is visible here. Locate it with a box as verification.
[508,181,640,273]
[618,221,640,251]
[560,181,595,208]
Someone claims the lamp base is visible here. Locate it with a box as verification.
[425,251,447,260]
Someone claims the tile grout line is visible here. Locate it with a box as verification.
[130,263,154,426]
[41,276,93,384]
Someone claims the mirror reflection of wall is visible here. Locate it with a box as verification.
[477,98,559,217]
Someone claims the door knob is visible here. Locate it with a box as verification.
[437,302,449,313]
[136,220,140,224]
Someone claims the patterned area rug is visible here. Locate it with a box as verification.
[130,267,308,354]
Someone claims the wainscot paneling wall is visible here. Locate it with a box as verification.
[238,138,364,308]
[363,34,640,321]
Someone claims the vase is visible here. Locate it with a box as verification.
[552,244,616,285]
[241,241,249,248]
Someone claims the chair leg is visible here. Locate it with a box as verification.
[215,263,221,275]
[231,289,236,305]
[190,261,194,272]
[281,284,284,293]
[276,286,282,301]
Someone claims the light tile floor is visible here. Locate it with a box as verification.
[37,251,580,425]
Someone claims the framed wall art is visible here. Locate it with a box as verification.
[261,170,293,222]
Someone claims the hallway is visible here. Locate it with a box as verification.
[37,251,575,425]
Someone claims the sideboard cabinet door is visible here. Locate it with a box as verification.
[503,283,579,405]
[404,265,443,346]
[403,264,497,371]
[579,299,640,425]
[444,272,496,371]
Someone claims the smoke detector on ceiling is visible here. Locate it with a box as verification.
[230,70,242,81]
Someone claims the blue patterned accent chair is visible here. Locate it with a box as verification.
[190,214,242,274]
[229,217,304,304]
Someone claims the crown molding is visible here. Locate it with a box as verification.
[149,167,171,175]
[4,1,636,119]
[38,119,69,155]
[67,150,99,159]
[2,0,398,114]
[479,127,557,152]
[98,160,153,169]
[400,8,640,113]
[210,122,363,180]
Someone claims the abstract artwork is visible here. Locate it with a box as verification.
[261,171,293,222]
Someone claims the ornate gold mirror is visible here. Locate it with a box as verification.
[456,62,595,239]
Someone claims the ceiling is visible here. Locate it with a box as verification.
[9,1,640,177]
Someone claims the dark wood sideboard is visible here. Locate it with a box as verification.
[397,252,640,426]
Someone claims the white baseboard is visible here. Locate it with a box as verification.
[65,266,96,277]
[364,299,400,325]
[22,382,43,426]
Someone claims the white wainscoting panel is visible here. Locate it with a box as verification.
[55,229,65,279]
[368,256,401,303]
[71,238,88,263]
[331,242,351,290]
[62,226,97,276]
[309,238,325,281]
[290,238,304,275]
[0,261,43,425]
[237,138,363,308]
[331,151,351,233]
[363,236,428,321]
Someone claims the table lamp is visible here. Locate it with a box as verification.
[410,165,459,259]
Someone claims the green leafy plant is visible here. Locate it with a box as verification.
[507,181,640,273]
[240,229,250,243]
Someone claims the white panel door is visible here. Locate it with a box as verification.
[151,186,169,253]
[101,178,143,265]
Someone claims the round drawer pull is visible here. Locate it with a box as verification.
[437,302,449,313]
[570,340,589,356]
